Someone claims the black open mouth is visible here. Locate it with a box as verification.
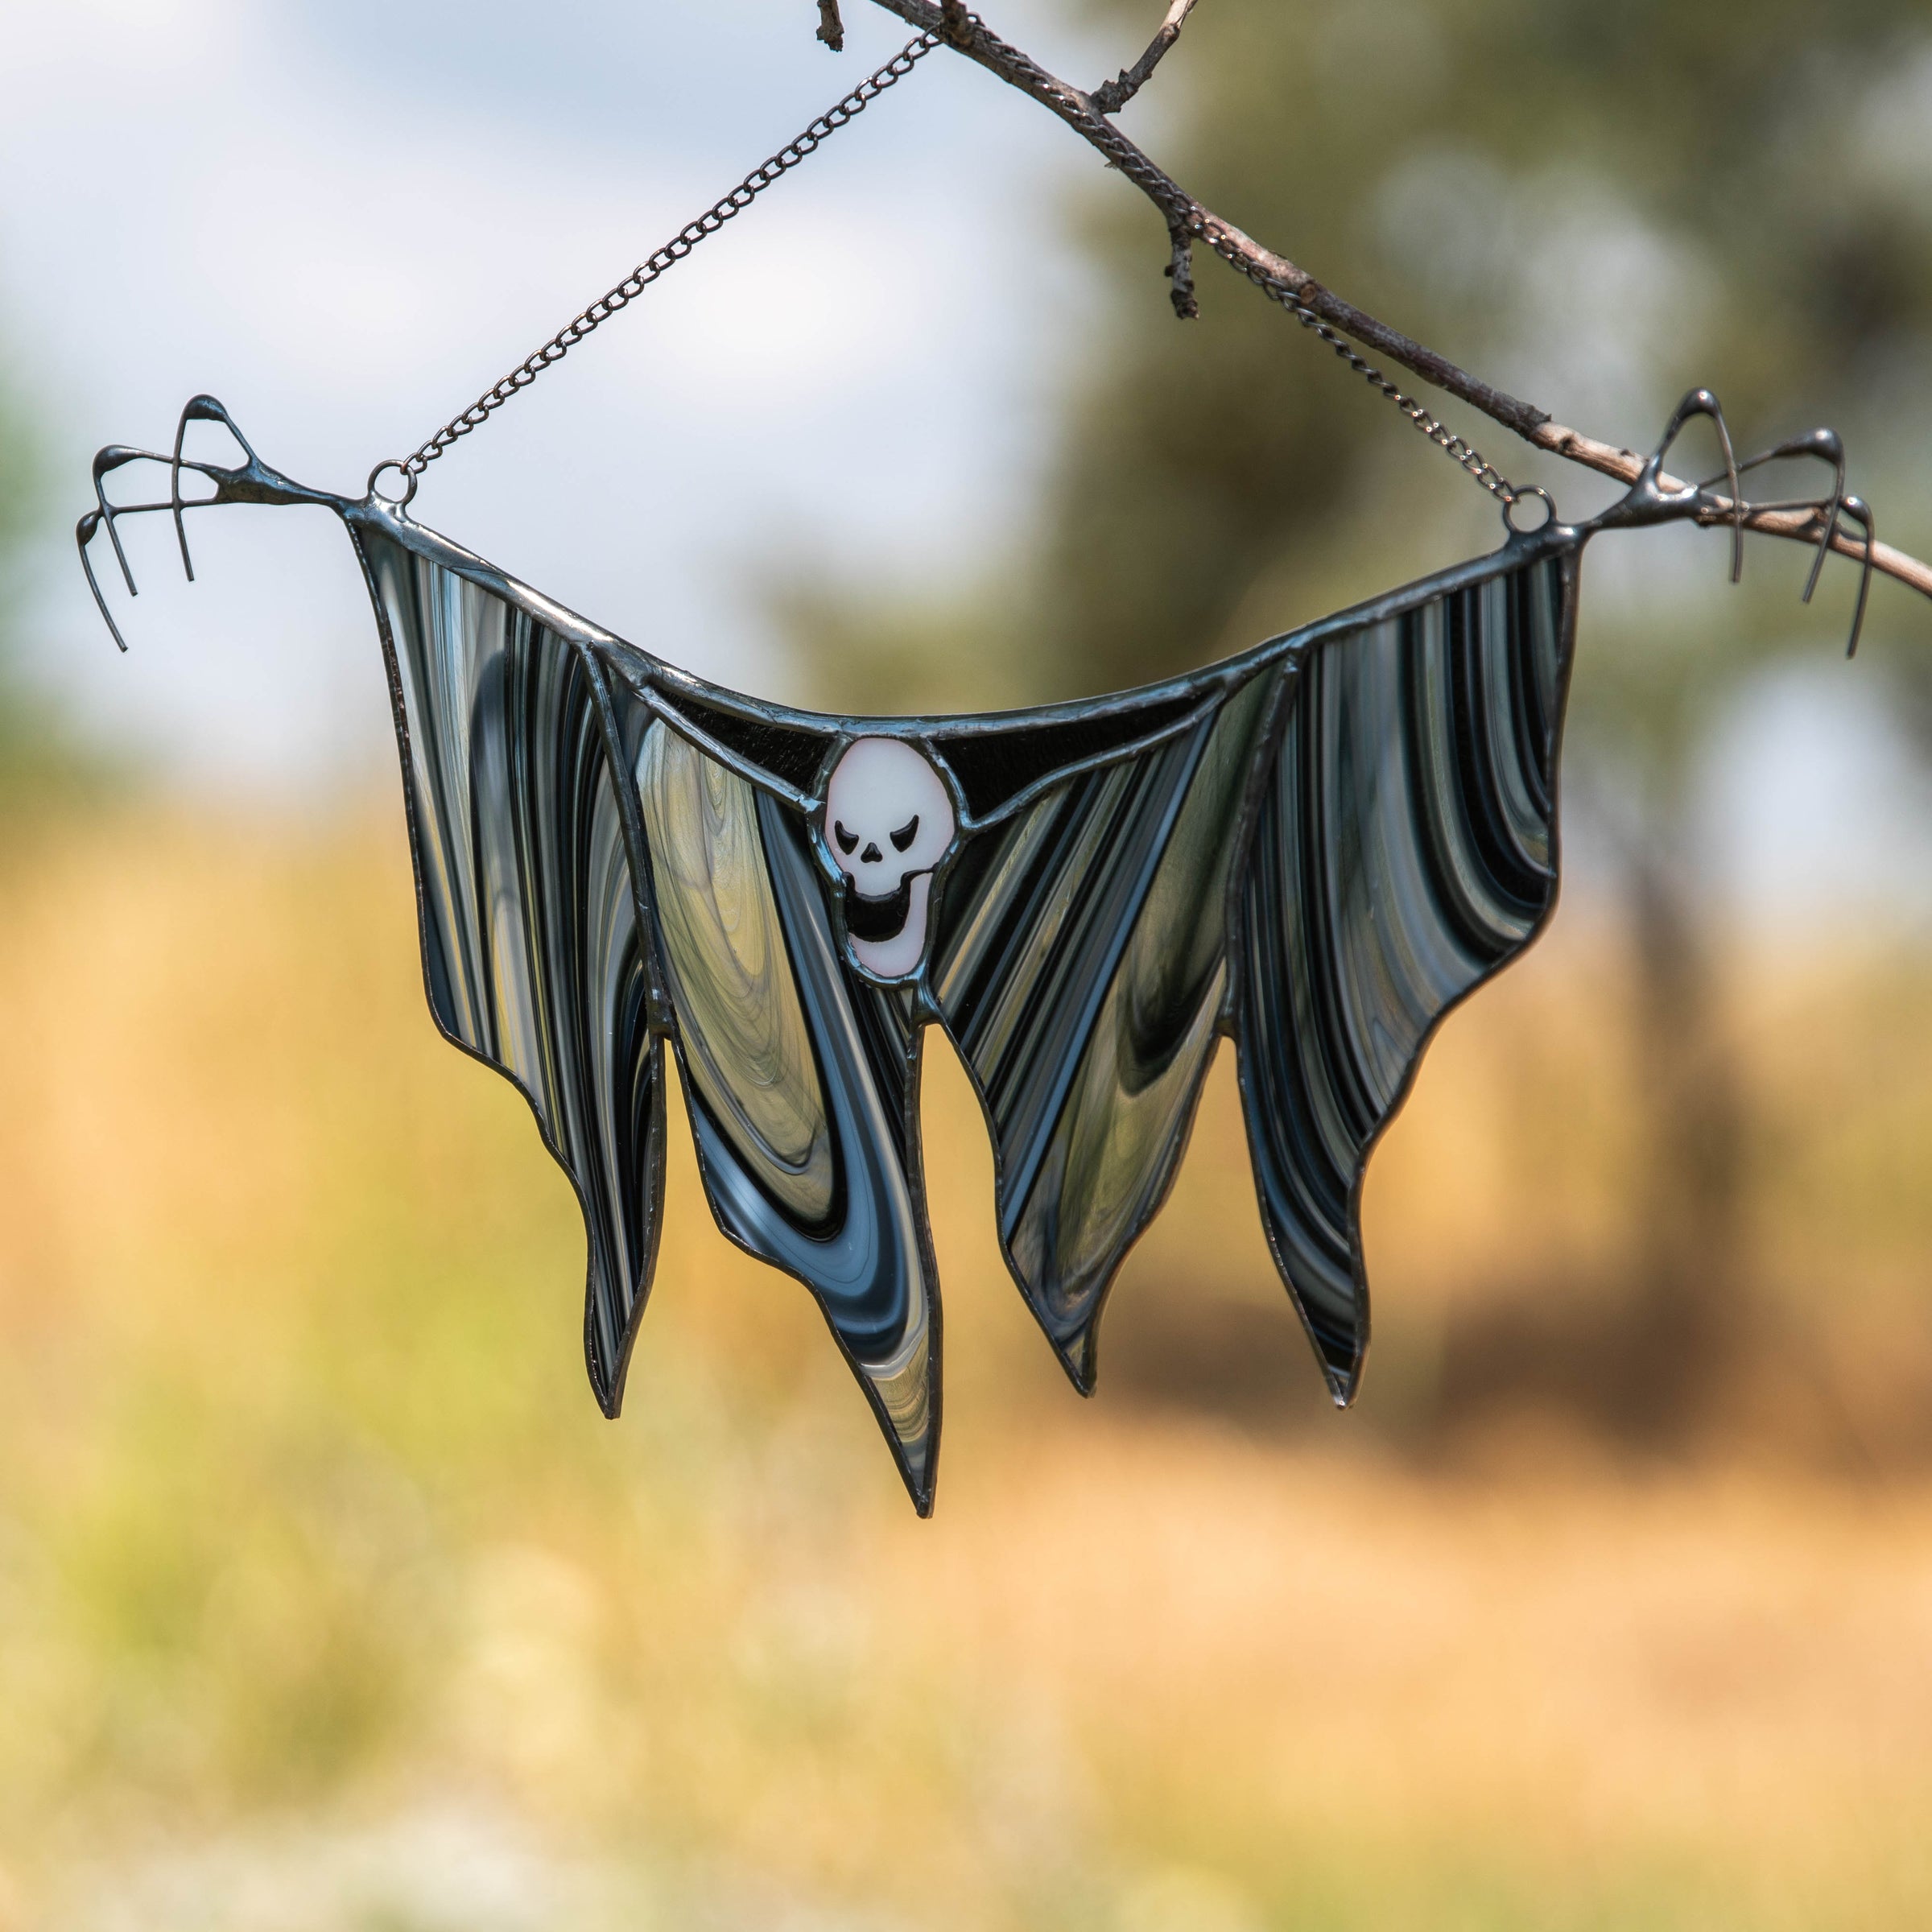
[844,874,915,945]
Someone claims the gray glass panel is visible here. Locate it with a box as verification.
[73,398,1614,1504]
[361,528,666,1413]
[1235,552,1572,1399]
[934,675,1274,1386]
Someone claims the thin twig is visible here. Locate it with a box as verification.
[1166,221,1198,319]
[861,0,1932,607]
[1094,0,1201,115]
[1534,422,1932,600]
[816,0,845,52]
[864,1,1550,436]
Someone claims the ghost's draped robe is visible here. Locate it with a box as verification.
[344,497,1575,1508]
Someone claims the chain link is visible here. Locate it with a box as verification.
[1276,296,1522,501]
[391,14,1517,509]
[393,31,942,485]
[977,19,1529,509]
[1197,227,1521,501]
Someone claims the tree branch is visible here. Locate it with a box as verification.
[862,2,1554,437]
[816,0,845,52]
[861,0,1932,609]
[1093,0,1201,115]
[1533,422,1932,600]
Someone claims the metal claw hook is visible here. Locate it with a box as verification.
[77,401,249,650]
[1726,427,1848,608]
[1602,397,1875,662]
[1804,498,1845,609]
[75,397,342,652]
[89,445,147,597]
[1718,426,1872,648]
[1837,497,1876,658]
[170,410,196,584]
[75,511,131,654]
[169,396,256,584]
[1652,388,1745,584]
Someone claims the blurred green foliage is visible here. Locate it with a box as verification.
[803,1,1932,755]
[1046,0,1932,704]
[0,349,76,798]
[791,2,1932,1418]
[0,370,35,671]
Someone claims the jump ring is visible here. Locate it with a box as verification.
[367,460,419,509]
[1504,485,1557,535]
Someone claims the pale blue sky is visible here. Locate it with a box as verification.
[2,0,1099,785]
[2,0,1928,927]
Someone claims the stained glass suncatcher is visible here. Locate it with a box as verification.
[81,396,1806,1513]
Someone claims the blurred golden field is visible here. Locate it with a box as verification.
[0,803,1927,1929]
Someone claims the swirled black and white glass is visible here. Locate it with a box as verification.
[87,396,1798,1513]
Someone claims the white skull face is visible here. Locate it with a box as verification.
[823,737,956,979]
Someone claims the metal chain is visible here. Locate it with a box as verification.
[382,10,1518,510]
[959,7,1529,510]
[1295,310,1522,502]
[378,31,942,497]
[1193,227,1523,502]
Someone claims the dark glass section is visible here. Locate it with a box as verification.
[935,691,1201,821]
[1236,553,1571,1400]
[672,692,832,795]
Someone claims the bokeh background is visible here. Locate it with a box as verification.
[2,1,1932,1926]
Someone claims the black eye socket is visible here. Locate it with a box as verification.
[834,821,859,856]
[889,815,920,854]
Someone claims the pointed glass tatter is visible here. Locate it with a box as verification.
[72,390,1874,1509]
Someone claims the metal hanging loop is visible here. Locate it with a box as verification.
[1505,485,1557,535]
[366,460,419,510]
